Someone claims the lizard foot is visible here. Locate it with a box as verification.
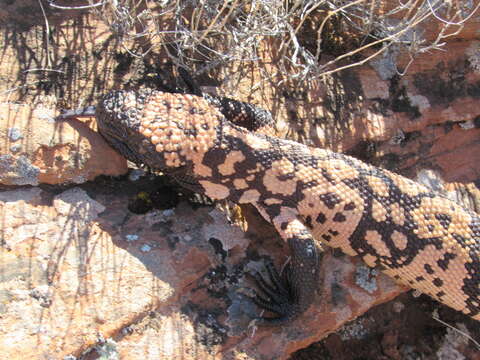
[249,260,303,326]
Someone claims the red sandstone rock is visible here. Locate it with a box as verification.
[0,186,404,359]
[0,104,127,185]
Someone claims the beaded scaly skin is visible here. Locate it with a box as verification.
[96,88,480,325]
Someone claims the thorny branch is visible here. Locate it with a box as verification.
[54,0,480,84]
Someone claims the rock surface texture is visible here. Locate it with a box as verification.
[1,1,480,359]
[0,104,127,185]
[0,185,403,359]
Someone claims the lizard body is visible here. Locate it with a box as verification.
[96,88,480,324]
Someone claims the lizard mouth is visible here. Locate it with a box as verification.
[98,125,140,164]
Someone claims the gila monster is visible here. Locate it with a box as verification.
[96,88,480,325]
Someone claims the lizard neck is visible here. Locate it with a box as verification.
[188,123,276,202]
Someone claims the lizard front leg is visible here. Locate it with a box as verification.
[252,214,323,325]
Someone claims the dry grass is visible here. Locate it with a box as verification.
[47,0,480,84]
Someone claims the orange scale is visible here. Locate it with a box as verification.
[154,129,164,137]
[151,135,161,145]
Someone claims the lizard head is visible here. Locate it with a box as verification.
[96,89,222,171]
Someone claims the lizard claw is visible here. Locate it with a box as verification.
[249,261,304,325]
[248,236,321,326]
